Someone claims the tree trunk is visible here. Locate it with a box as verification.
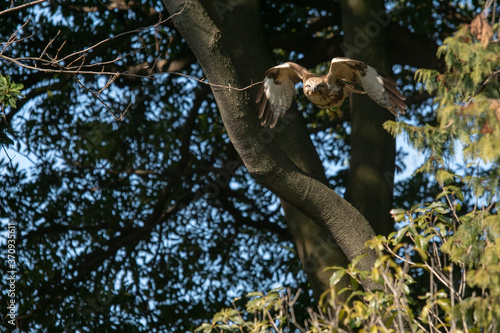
[341,0,396,236]
[215,0,352,300]
[162,0,380,295]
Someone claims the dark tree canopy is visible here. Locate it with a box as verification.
[0,0,485,331]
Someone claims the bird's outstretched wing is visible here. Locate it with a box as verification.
[326,57,407,116]
[256,62,306,128]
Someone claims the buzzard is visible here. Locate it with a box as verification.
[256,57,407,128]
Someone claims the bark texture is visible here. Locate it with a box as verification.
[341,0,397,236]
[163,0,379,296]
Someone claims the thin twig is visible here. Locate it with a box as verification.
[73,75,126,121]
[1,144,15,169]
[0,18,31,55]
[474,69,500,96]
[0,0,49,17]
[166,71,263,91]
[39,30,61,59]
[1,0,261,95]
[55,5,185,65]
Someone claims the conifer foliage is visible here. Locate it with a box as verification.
[0,1,498,331]
[199,5,500,333]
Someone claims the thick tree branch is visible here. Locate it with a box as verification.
[218,189,290,242]
[269,21,440,70]
[283,0,340,14]
[27,182,195,321]
[0,0,49,16]
[387,24,441,70]
[174,84,211,172]
[163,0,379,293]
[308,111,351,134]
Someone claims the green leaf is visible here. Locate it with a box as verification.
[414,234,429,252]
[436,169,455,184]
[329,268,346,286]
[393,225,410,244]
[420,304,431,324]
[350,276,359,291]
[246,291,263,298]
[195,323,214,333]
[447,185,464,201]
[414,246,429,261]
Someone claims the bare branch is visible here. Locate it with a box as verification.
[166,70,263,91]
[1,18,32,55]
[1,0,261,125]
[39,30,61,59]
[0,0,50,17]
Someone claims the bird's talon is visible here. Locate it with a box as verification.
[327,108,343,119]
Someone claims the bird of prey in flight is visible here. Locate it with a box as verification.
[256,57,407,128]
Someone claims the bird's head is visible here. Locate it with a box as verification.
[304,78,326,97]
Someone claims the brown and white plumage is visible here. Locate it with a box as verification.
[256,57,407,128]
